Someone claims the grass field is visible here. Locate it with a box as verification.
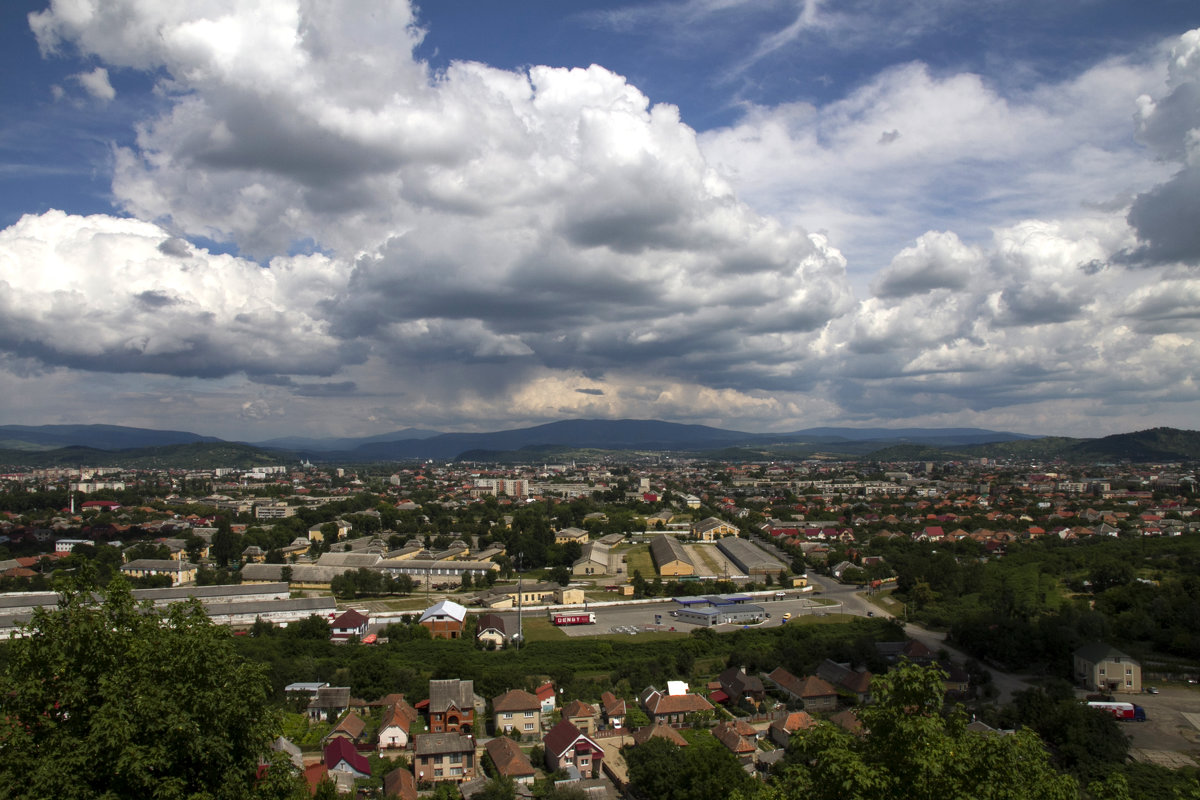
[623,545,655,577]
[687,544,724,574]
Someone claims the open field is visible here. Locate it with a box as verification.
[622,545,654,577]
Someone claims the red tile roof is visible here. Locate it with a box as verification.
[323,737,370,776]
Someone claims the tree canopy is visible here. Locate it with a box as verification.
[757,660,1079,800]
[0,577,299,800]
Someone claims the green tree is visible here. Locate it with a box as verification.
[767,660,1078,800]
[624,732,755,800]
[213,515,241,567]
[0,578,296,799]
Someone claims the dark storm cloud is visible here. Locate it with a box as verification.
[1124,166,1200,266]
[157,237,191,257]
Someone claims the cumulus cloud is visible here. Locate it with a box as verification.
[1124,29,1200,265]
[699,55,1171,276]
[18,1,862,396]
[6,3,1200,438]
[0,210,351,378]
[871,231,980,298]
[72,66,115,102]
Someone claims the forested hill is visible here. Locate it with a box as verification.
[1065,427,1200,461]
[868,428,1200,463]
[0,442,287,470]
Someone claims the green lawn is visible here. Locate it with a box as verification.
[624,545,654,577]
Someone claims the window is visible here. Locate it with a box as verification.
[450,767,462,776]
[524,711,533,718]
[450,753,463,763]
[525,723,534,731]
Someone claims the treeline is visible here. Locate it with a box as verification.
[233,616,903,705]
[875,533,1200,671]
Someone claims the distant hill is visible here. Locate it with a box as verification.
[252,428,442,452]
[865,428,1200,464]
[3,419,1192,466]
[337,420,1040,462]
[0,424,221,452]
[1064,427,1200,461]
[0,442,287,470]
[778,427,1040,445]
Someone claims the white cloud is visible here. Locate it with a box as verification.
[699,55,1172,278]
[0,210,349,378]
[7,3,1199,439]
[72,66,115,102]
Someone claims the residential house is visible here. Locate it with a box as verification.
[830,708,865,735]
[712,720,756,760]
[1073,642,1142,693]
[535,682,557,714]
[874,639,934,665]
[562,699,598,735]
[413,733,477,783]
[323,711,366,743]
[715,666,765,706]
[324,737,370,779]
[307,686,352,722]
[476,612,519,649]
[543,720,604,779]
[769,711,816,747]
[484,736,537,785]
[377,698,418,753]
[382,766,418,800]
[428,679,483,734]
[631,723,688,747]
[937,661,971,696]
[639,685,714,727]
[600,691,626,729]
[492,689,541,736]
[303,763,330,796]
[330,609,369,641]
[270,736,304,771]
[816,659,873,704]
[766,668,838,712]
[419,599,467,639]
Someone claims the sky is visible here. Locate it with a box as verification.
[0,0,1198,442]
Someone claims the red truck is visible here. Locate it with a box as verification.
[1086,701,1147,721]
[550,612,596,626]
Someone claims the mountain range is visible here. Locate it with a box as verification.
[0,421,1196,467]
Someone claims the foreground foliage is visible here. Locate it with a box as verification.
[756,661,1079,800]
[0,578,301,800]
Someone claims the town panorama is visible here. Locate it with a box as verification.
[1,439,1198,799]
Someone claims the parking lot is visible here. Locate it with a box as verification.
[550,593,837,637]
[1082,685,1200,767]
